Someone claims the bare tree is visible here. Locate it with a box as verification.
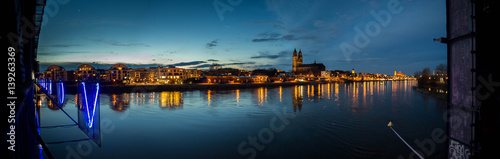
[414,71,422,77]
[422,68,431,77]
[435,64,447,75]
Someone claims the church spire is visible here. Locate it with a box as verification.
[293,48,297,56]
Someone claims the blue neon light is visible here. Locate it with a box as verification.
[35,105,40,135]
[82,82,99,128]
[48,80,52,94]
[90,83,99,128]
[58,82,65,104]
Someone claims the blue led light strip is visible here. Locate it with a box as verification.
[82,82,99,128]
[90,83,99,128]
[48,80,52,94]
[58,82,65,104]
[35,82,95,150]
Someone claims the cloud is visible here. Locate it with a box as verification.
[257,32,282,38]
[162,50,177,54]
[38,61,166,71]
[252,34,316,42]
[250,64,274,68]
[89,38,150,47]
[369,1,379,8]
[313,20,327,27]
[171,61,206,66]
[247,20,286,30]
[252,38,280,42]
[206,39,219,49]
[288,27,338,34]
[191,64,214,68]
[207,59,219,62]
[333,58,388,63]
[251,51,288,59]
[50,44,81,47]
[251,54,280,59]
[37,51,88,56]
[246,21,284,25]
[224,62,256,65]
[272,24,285,30]
[336,12,352,20]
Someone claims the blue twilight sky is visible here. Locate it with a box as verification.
[38,0,446,75]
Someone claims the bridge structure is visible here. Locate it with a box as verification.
[2,0,101,159]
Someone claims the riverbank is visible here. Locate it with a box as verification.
[63,81,329,94]
[412,86,447,100]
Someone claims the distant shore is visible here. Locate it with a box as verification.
[63,81,328,94]
[57,79,416,94]
[412,86,447,100]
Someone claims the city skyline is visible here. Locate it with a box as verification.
[38,0,446,75]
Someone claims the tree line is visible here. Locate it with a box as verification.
[415,64,447,88]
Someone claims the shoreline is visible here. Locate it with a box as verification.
[57,79,416,94]
[412,86,447,101]
[63,81,329,94]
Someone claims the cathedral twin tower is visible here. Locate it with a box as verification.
[291,48,325,76]
[292,48,303,72]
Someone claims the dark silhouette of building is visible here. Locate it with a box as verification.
[292,49,325,77]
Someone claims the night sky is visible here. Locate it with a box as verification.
[38,0,446,75]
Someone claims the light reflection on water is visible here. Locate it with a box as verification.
[39,81,446,159]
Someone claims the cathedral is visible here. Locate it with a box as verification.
[292,49,325,76]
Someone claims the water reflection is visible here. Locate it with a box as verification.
[254,87,268,106]
[159,91,183,110]
[39,80,445,158]
[279,86,282,102]
[236,89,240,104]
[110,94,130,112]
[36,95,62,111]
[207,90,211,106]
[43,81,418,114]
[293,85,303,112]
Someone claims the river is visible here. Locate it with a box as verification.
[39,80,447,159]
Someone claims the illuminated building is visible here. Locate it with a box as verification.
[292,49,325,77]
[394,70,404,76]
[252,75,268,83]
[185,69,202,80]
[95,69,108,82]
[126,66,194,84]
[109,64,129,82]
[159,67,187,84]
[44,65,75,81]
[236,76,253,83]
[321,71,332,78]
[205,75,236,83]
[128,68,150,83]
[205,64,243,76]
[75,64,97,81]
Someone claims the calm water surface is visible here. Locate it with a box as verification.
[39,81,446,159]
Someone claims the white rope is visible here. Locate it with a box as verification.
[390,127,424,159]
